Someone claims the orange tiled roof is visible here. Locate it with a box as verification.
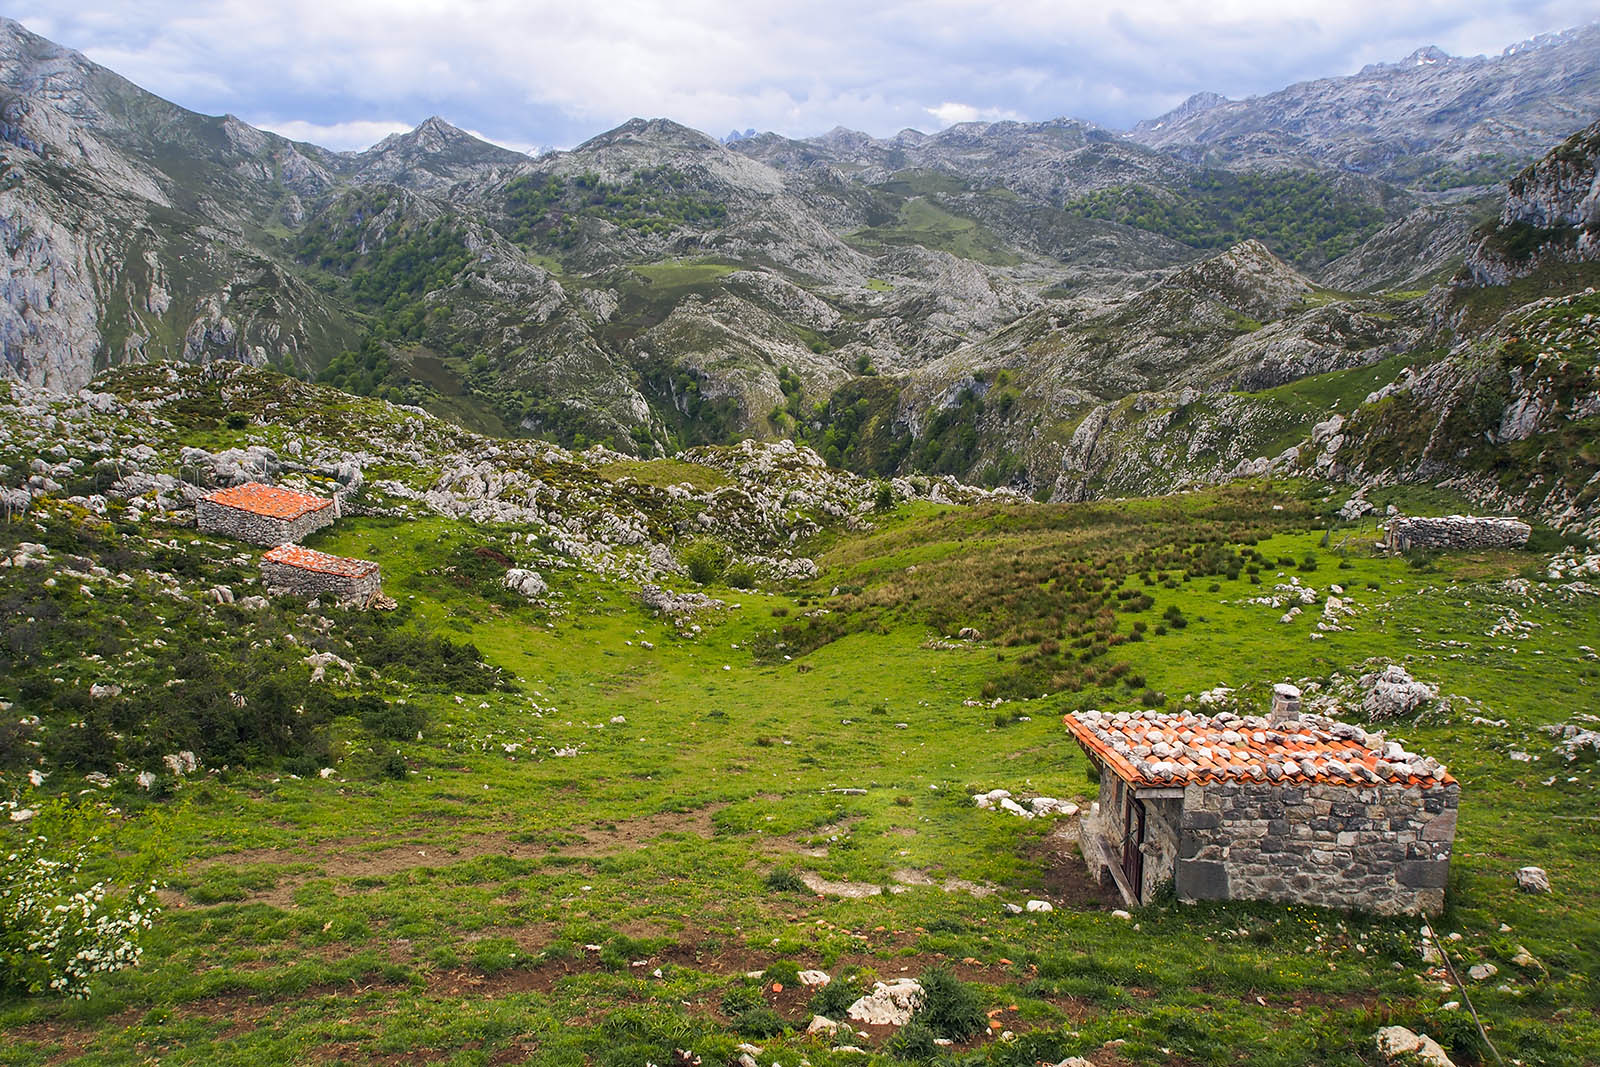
[205,482,332,521]
[262,544,378,578]
[1063,709,1453,790]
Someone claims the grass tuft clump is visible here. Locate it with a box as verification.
[765,867,809,894]
[912,966,987,1041]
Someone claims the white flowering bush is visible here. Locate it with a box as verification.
[0,800,161,998]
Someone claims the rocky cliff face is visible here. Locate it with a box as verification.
[0,18,518,391]
[1463,119,1600,284]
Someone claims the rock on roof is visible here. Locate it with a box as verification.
[1063,709,1452,789]
[262,544,378,578]
[204,482,332,521]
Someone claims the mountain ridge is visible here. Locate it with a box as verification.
[2,15,1599,515]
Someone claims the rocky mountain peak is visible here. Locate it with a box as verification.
[1135,91,1229,134]
[1403,45,1452,67]
[1162,239,1315,320]
[579,117,720,153]
[1134,22,1600,189]
[364,116,520,160]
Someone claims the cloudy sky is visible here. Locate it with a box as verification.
[15,2,1600,153]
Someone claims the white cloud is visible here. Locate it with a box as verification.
[21,1,1600,148]
[253,118,412,151]
[461,129,545,157]
[925,102,1024,127]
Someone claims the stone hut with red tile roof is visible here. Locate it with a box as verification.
[197,482,337,546]
[1063,686,1458,915]
[260,544,382,603]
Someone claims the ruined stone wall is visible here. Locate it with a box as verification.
[260,560,381,603]
[1384,516,1530,553]
[1175,780,1458,915]
[197,499,335,546]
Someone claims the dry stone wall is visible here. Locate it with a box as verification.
[259,560,381,602]
[1383,515,1530,553]
[1175,779,1458,915]
[197,499,335,546]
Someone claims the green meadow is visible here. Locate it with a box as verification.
[3,474,1598,1067]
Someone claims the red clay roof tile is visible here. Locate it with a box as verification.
[261,544,378,578]
[1063,709,1453,790]
[205,482,332,521]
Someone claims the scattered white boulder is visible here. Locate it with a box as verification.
[797,970,831,987]
[304,651,356,684]
[162,751,198,776]
[972,788,1077,818]
[1516,866,1551,893]
[504,568,548,600]
[1026,899,1054,913]
[846,978,924,1026]
[1468,962,1498,981]
[1374,1026,1455,1067]
[1361,664,1438,721]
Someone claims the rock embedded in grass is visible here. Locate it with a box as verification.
[1516,865,1551,893]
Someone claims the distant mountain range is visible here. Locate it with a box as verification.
[1130,24,1600,188]
[2,15,1599,507]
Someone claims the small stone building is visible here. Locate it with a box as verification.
[198,482,337,546]
[261,544,382,603]
[1064,687,1458,915]
[1383,515,1530,553]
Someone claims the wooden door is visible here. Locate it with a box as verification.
[1121,798,1145,900]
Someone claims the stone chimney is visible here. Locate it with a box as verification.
[1270,683,1302,724]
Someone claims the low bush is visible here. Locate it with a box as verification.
[764,867,809,894]
[0,800,160,998]
[913,966,987,1040]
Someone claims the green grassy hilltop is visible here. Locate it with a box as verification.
[1,367,1598,1066]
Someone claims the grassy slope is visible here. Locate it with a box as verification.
[2,479,1598,1065]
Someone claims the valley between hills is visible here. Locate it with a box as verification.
[3,14,1600,1067]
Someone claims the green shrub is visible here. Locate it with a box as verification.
[886,1021,939,1060]
[764,867,809,894]
[0,800,160,998]
[681,541,728,585]
[732,1005,787,1038]
[764,960,801,986]
[913,966,987,1041]
[357,695,428,741]
[1427,1010,1488,1065]
[810,973,860,1018]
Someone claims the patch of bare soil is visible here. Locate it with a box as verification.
[187,804,729,907]
[8,927,1082,1065]
[1028,821,1119,909]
